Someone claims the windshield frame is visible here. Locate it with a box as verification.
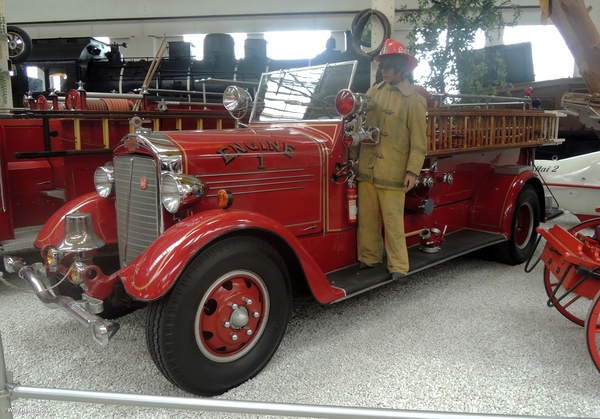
[249,61,357,123]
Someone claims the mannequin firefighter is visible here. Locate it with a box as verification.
[351,38,428,280]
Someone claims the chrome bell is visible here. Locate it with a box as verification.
[57,211,105,252]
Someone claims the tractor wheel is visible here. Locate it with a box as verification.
[585,291,600,373]
[7,26,32,64]
[494,185,540,265]
[145,236,292,396]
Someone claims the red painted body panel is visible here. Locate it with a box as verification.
[469,170,538,236]
[164,127,327,237]
[118,209,344,304]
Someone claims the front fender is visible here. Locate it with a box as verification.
[119,209,340,303]
[35,192,117,248]
[469,169,540,236]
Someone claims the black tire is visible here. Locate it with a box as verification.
[146,236,292,396]
[7,26,32,64]
[351,9,373,47]
[493,185,540,265]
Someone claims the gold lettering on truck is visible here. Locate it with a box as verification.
[216,141,295,168]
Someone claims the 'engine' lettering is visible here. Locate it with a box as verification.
[217,141,295,165]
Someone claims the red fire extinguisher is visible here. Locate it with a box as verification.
[346,184,357,224]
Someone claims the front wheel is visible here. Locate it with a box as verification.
[494,185,540,265]
[146,236,292,396]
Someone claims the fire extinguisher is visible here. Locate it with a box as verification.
[346,177,357,224]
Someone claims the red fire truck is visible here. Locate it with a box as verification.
[3,61,563,396]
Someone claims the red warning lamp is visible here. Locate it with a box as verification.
[335,89,357,116]
[524,87,534,96]
[335,89,368,116]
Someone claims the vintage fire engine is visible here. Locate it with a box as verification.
[4,60,564,396]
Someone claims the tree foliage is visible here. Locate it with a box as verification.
[399,0,522,94]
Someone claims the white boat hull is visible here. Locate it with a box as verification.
[535,151,600,221]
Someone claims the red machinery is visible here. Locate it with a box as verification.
[527,212,600,372]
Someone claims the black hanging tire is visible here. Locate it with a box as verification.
[146,236,292,396]
[493,185,540,265]
[350,9,391,59]
[7,26,32,64]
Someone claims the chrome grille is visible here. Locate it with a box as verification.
[114,155,161,266]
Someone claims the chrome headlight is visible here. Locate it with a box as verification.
[223,85,252,120]
[94,164,114,198]
[161,173,206,214]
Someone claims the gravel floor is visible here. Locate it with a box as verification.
[1,212,600,419]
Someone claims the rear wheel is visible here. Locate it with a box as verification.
[146,236,292,396]
[494,185,540,265]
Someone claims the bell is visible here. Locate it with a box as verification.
[57,211,105,252]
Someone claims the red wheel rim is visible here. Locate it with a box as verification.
[586,292,600,373]
[544,266,587,326]
[514,201,534,249]
[544,218,600,326]
[195,270,269,362]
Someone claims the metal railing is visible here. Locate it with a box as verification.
[0,332,587,419]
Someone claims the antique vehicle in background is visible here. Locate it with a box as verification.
[4,60,564,396]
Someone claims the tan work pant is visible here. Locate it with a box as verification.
[357,181,408,274]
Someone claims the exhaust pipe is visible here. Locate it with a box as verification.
[3,255,119,347]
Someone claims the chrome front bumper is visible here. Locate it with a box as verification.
[3,255,119,347]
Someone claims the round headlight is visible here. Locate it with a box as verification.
[94,165,114,198]
[161,173,206,214]
[223,85,252,120]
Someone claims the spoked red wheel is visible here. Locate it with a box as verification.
[543,218,600,326]
[196,270,268,362]
[544,266,589,326]
[569,218,600,240]
[585,291,600,373]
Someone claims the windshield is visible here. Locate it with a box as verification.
[250,61,357,123]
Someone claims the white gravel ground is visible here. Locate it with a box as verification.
[1,212,600,419]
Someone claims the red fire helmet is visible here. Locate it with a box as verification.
[374,38,419,72]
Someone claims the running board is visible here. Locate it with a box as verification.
[0,225,42,256]
[326,229,506,301]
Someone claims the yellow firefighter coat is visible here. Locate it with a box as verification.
[354,79,428,189]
